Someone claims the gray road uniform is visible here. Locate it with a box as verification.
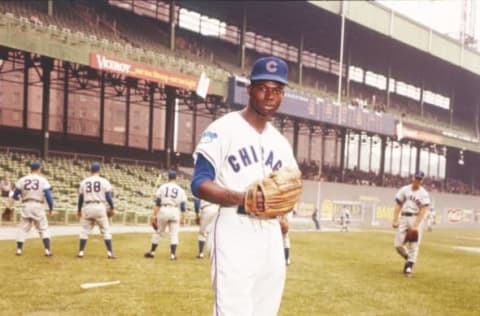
[394,184,430,264]
[12,172,54,256]
[77,173,115,258]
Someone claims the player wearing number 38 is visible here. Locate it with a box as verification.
[76,162,116,259]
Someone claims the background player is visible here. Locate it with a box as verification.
[392,171,430,277]
[340,206,351,232]
[191,56,297,315]
[193,197,219,259]
[426,206,436,232]
[144,170,187,260]
[77,162,116,259]
[5,161,54,257]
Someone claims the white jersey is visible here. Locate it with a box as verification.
[194,111,298,192]
[79,175,113,204]
[155,182,187,207]
[15,174,51,203]
[395,184,430,214]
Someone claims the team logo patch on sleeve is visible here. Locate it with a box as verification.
[200,131,218,144]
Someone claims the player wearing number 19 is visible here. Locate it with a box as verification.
[76,162,116,259]
[144,170,187,260]
[5,161,54,257]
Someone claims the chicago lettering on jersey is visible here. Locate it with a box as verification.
[228,145,282,172]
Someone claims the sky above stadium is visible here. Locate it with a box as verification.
[378,0,479,42]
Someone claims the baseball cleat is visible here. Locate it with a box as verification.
[197,253,204,259]
[107,254,117,259]
[16,249,22,256]
[286,258,291,266]
[404,267,413,277]
[45,252,53,257]
[144,252,154,258]
[77,252,84,258]
[170,254,177,260]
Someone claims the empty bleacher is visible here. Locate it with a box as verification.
[0,149,196,225]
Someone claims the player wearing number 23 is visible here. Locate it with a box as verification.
[6,161,54,257]
[77,162,116,259]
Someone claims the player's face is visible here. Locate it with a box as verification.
[412,177,422,189]
[247,80,285,117]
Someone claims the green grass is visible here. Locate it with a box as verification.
[0,229,478,316]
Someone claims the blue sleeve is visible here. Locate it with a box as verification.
[191,154,216,197]
[155,198,161,207]
[12,188,21,200]
[44,189,53,210]
[105,191,114,209]
[180,201,186,213]
[78,194,84,211]
[194,198,201,214]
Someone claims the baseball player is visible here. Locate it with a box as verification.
[76,162,116,259]
[340,206,351,232]
[193,197,219,259]
[426,206,436,232]
[144,170,187,260]
[191,56,297,315]
[392,171,430,277]
[5,161,54,257]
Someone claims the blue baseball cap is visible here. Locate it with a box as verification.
[414,171,425,179]
[30,161,41,170]
[168,170,177,179]
[250,56,288,85]
[91,162,101,172]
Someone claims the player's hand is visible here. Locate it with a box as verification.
[48,209,53,217]
[195,214,200,225]
[76,211,81,219]
[392,221,399,229]
[180,213,186,226]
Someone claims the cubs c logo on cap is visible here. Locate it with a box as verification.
[250,56,288,85]
[265,60,278,73]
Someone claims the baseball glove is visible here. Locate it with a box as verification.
[106,208,115,218]
[2,207,13,221]
[405,228,419,243]
[244,166,302,219]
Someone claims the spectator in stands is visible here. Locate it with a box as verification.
[1,176,12,197]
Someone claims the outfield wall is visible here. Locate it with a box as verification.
[298,180,480,229]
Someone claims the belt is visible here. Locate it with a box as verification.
[23,198,42,203]
[237,205,248,215]
[401,212,416,217]
[85,201,102,204]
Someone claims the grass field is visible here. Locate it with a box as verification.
[0,228,478,316]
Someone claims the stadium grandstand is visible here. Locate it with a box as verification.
[1,0,479,227]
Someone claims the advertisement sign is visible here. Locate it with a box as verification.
[89,53,198,90]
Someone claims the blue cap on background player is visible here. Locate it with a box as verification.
[250,56,288,85]
[168,170,177,180]
[414,171,425,179]
[30,161,41,170]
[91,162,101,172]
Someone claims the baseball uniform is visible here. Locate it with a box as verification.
[145,171,187,260]
[9,161,53,256]
[393,175,430,275]
[194,197,219,259]
[194,111,298,316]
[77,163,116,259]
